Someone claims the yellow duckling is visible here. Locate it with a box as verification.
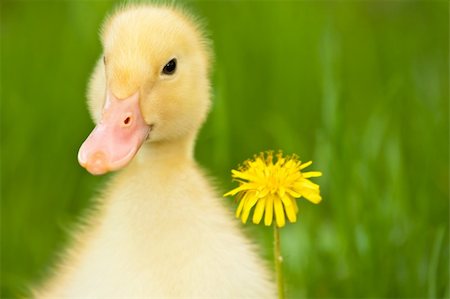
[35,4,275,298]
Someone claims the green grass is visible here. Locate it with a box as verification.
[1,1,448,298]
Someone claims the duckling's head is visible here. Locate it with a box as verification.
[78,5,211,175]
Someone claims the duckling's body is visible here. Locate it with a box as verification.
[35,4,275,298]
[39,142,273,298]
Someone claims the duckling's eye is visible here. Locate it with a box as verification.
[162,59,177,75]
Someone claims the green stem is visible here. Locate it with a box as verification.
[274,225,285,299]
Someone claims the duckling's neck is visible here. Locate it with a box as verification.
[133,133,196,169]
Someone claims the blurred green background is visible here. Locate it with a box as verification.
[1,0,448,298]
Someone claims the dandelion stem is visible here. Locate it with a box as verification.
[274,225,285,299]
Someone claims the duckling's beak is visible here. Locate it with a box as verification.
[78,91,150,175]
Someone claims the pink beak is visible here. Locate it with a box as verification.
[78,91,150,175]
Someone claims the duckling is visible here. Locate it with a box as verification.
[35,4,275,298]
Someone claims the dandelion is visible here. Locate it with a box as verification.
[224,151,323,299]
[224,151,322,228]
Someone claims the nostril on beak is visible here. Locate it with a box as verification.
[122,114,133,127]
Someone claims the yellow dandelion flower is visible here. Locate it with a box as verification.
[224,151,322,228]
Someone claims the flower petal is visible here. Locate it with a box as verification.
[257,188,269,198]
[252,196,266,224]
[292,198,299,213]
[241,192,258,223]
[224,183,255,197]
[231,169,257,182]
[303,171,322,178]
[282,195,297,222]
[274,197,286,227]
[300,161,312,170]
[302,189,322,204]
[280,194,292,207]
[302,179,320,190]
[286,188,302,198]
[235,196,245,218]
[264,196,274,226]
[285,200,297,223]
[292,179,319,194]
[278,186,286,197]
